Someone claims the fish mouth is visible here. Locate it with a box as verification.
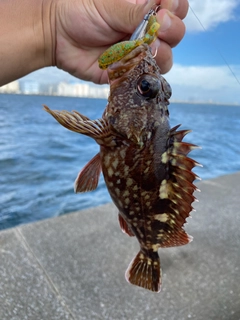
[107,44,148,87]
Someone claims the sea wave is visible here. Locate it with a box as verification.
[0,94,239,230]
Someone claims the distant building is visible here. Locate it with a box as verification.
[0,81,20,94]
[20,81,39,94]
[57,81,109,99]
[57,82,75,96]
[38,82,58,95]
[88,85,109,99]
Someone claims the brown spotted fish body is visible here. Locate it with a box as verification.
[44,44,200,293]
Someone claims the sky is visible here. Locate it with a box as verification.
[21,0,240,104]
[165,0,240,104]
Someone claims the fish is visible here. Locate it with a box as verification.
[44,43,200,293]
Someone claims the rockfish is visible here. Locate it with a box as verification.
[44,43,200,292]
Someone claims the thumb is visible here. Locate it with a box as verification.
[98,0,158,34]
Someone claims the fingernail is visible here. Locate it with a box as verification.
[171,0,179,13]
[160,12,172,32]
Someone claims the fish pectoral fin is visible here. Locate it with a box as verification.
[118,214,135,237]
[43,105,110,140]
[74,153,102,193]
[125,251,161,293]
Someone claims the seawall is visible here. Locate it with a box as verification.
[0,172,240,320]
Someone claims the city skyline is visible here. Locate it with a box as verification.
[0,79,109,99]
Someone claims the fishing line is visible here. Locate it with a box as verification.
[189,5,240,86]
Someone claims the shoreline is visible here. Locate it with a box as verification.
[1,93,240,107]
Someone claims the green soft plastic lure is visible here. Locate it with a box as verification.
[98,14,160,70]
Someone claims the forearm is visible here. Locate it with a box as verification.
[0,0,55,86]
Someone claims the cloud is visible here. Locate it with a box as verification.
[164,64,240,104]
[185,0,239,32]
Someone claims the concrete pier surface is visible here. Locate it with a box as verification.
[0,172,240,320]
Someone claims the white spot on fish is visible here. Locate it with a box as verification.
[115,188,120,196]
[151,244,159,252]
[171,158,177,166]
[155,213,168,222]
[147,132,152,140]
[159,179,171,199]
[161,151,169,164]
[124,166,129,176]
[112,159,119,169]
[123,190,130,197]
[104,155,111,167]
[126,178,133,187]
[120,149,126,159]
[108,167,114,177]
[174,209,179,215]
[125,198,130,205]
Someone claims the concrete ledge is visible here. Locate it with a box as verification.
[0,172,240,320]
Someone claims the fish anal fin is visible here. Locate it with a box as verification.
[160,228,192,248]
[74,153,101,193]
[118,214,135,237]
[125,251,161,292]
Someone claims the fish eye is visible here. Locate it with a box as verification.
[136,74,160,100]
[162,78,172,99]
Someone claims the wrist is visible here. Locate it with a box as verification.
[41,0,57,68]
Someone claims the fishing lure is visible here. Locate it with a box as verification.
[98,7,160,69]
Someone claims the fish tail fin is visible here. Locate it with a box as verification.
[125,250,161,292]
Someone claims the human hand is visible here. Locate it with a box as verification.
[51,0,189,84]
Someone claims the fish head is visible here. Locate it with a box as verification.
[105,44,172,147]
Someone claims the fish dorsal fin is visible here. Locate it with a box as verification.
[118,214,135,237]
[74,153,102,193]
[43,106,110,140]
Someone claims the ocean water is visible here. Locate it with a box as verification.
[0,94,240,230]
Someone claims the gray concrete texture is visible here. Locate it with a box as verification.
[0,172,240,320]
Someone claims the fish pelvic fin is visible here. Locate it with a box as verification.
[118,214,135,237]
[74,153,102,193]
[125,250,161,293]
[43,105,110,140]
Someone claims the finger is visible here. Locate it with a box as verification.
[96,0,158,34]
[157,9,186,48]
[151,39,173,74]
[160,0,189,19]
